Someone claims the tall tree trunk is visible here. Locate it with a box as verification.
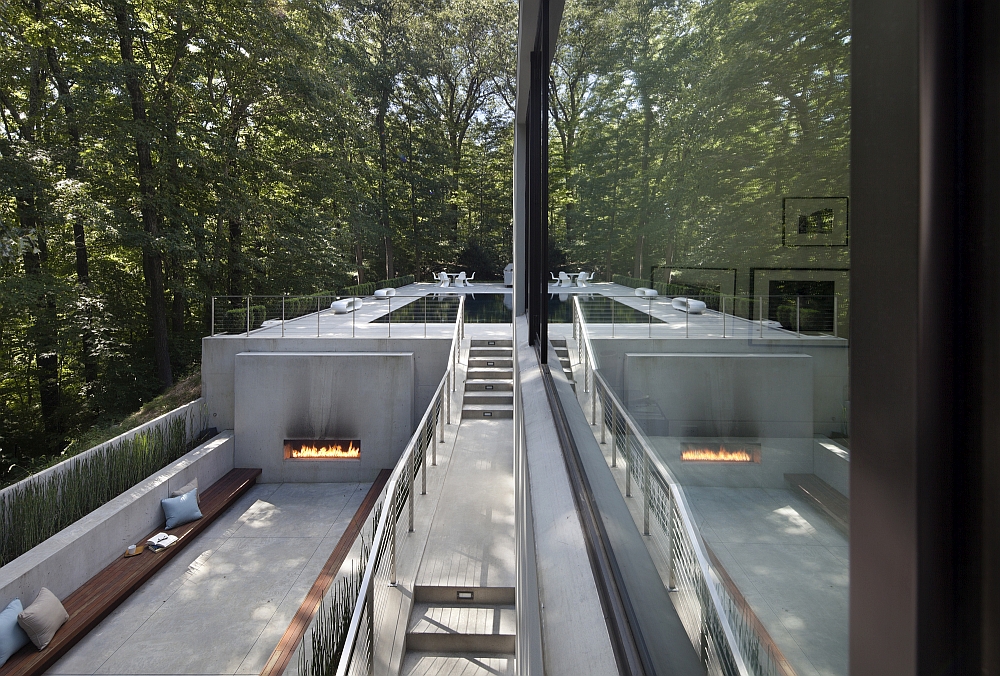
[47,47,97,384]
[228,216,243,299]
[112,0,172,388]
[376,93,394,279]
[632,93,653,279]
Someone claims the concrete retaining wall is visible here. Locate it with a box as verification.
[0,432,235,607]
[0,399,208,504]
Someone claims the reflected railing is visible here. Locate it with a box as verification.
[552,290,845,341]
[572,295,795,676]
[295,297,463,676]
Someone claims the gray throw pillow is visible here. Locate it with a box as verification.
[17,588,68,650]
[171,477,199,504]
[161,489,203,529]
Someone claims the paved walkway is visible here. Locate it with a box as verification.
[414,418,515,590]
[48,482,371,676]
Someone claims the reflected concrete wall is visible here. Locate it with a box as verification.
[234,352,414,483]
[596,337,847,437]
[624,352,815,488]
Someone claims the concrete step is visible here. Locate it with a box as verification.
[401,652,515,676]
[550,339,568,347]
[466,368,513,380]
[470,339,513,348]
[464,380,513,392]
[469,347,512,357]
[468,358,513,369]
[462,405,514,419]
[463,394,514,405]
[406,604,515,654]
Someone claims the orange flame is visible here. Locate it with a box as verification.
[286,441,360,459]
[681,446,755,463]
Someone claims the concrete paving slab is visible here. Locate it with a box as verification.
[46,482,370,676]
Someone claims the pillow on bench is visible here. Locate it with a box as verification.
[171,477,199,504]
[1,599,30,666]
[161,488,203,530]
[17,588,68,651]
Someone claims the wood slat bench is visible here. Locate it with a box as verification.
[0,467,261,676]
[784,473,849,535]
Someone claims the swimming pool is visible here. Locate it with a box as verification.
[370,293,662,324]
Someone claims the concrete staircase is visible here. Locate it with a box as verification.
[462,339,514,419]
[551,339,576,392]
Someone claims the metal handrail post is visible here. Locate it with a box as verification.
[611,404,618,467]
[600,384,606,444]
[408,449,415,532]
[686,299,689,338]
[834,295,839,338]
[316,296,320,336]
[439,392,445,442]
[796,295,801,337]
[390,491,398,585]
[421,431,427,495]
[591,376,597,424]
[246,296,251,336]
[584,353,589,393]
[722,295,726,338]
[281,296,285,337]
[387,297,391,338]
[643,451,650,536]
[759,296,764,337]
[667,486,676,590]
[625,424,632,497]
[648,297,652,338]
[611,295,615,337]
[432,413,438,465]
[211,297,215,336]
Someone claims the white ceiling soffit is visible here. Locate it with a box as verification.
[514,0,565,124]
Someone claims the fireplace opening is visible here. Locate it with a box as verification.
[284,439,360,460]
[680,442,761,463]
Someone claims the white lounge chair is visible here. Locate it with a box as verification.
[504,264,513,287]
[576,271,591,288]
[466,272,475,285]
[437,272,450,288]
[374,287,396,298]
[456,271,468,287]
[550,272,560,285]
[331,297,363,313]
[558,271,573,287]
[634,287,658,297]
[671,297,706,314]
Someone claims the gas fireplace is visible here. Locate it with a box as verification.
[284,439,361,460]
[680,442,761,463]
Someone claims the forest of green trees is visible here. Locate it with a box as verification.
[1,0,849,471]
[0,0,517,466]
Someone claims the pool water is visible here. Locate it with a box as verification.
[370,293,661,324]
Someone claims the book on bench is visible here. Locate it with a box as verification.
[146,532,178,551]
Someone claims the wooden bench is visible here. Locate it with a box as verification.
[0,467,261,676]
[784,473,849,535]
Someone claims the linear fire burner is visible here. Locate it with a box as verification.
[680,442,761,463]
[284,439,360,460]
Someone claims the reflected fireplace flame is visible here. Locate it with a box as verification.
[287,441,360,459]
[681,445,755,462]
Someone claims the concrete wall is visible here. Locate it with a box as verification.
[233,352,414,483]
[0,432,234,607]
[202,337,450,431]
[594,337,848,437]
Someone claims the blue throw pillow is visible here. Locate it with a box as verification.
[161,489,203,530]
[0,598,30,666]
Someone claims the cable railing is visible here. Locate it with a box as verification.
[572,295,796,676]
[558,291,845,341]
[295,296,464,676]
[208,293,466,338]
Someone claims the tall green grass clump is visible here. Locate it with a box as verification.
[299,524,374,676]
[0,417,194,567]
